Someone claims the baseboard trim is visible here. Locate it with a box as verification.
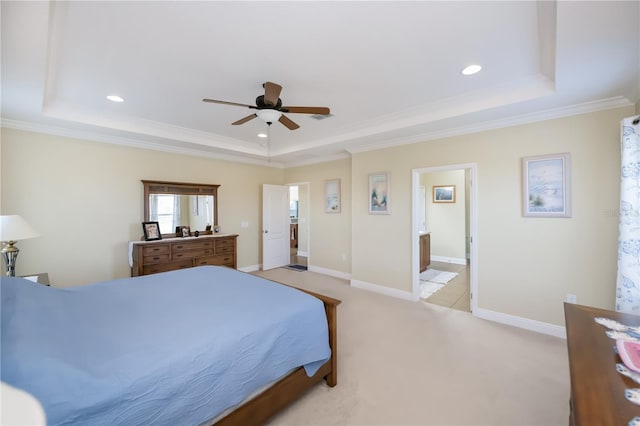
[474,307,566,338]
[430,256,467,265]
[350,279,418,302]
[308,265,351,281]
[259,262,565,338]
[239,264,260,273]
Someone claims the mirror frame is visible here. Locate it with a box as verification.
[142,180,219,238]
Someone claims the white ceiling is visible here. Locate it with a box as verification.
[2,1,639,167]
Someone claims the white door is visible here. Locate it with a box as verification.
[262,184,290,270]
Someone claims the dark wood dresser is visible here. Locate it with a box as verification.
[564,302,640,425]
[131,234,238,276]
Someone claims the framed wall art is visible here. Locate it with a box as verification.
[522,152,571,217]
[433,185,456,203]
[369,172,390,214]
[325,179,341,213]
[142,221,162,241]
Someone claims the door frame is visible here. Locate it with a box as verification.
[412,163,478,313]
[287,181,311,266]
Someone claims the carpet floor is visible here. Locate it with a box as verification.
[253,268,570,426]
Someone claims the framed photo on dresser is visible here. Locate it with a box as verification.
[142,221,162,241]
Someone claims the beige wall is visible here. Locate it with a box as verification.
[352,106,633,326]
[0,128,283,286]
[422,170,466,261]
[1,105,634,327]
[285,159,351,274]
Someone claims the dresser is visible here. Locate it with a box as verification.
[131,234,238,277]
[564,303,640,425]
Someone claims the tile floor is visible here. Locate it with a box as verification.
[422,260,470,312]
[290,248,307,266]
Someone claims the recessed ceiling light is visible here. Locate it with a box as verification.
[257,133,268,138]
[106,95,124,103]
[461,64,482,76]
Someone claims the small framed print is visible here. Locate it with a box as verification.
[433,185,456,203]
[369,172,390,214]
[142,221,162,241]
[325,179,341,213]
[522,152,571,217]
[180,226,191,237]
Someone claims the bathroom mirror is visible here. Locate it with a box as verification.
[142,180,219,237]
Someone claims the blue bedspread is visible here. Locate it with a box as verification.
[1,266,331,425]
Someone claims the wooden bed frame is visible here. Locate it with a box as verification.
[214,288,341,425]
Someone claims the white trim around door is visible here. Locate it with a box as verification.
[412,163,478,314]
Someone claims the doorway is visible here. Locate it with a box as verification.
[288,183,309,268]
[412,164,477,313]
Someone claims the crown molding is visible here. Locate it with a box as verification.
[3,95,633,169]
[346,96,634,154]
[0,118,285,168]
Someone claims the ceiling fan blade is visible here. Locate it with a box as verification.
[279,114,300,130]
[263,82,283,107]
[203,98,255,108]
[281,106,330,115]
[232,114,257,125]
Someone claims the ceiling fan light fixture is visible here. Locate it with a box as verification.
[256,109,282,123]
[461,64,482,76]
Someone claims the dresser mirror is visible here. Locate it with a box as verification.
[142,180,219,237]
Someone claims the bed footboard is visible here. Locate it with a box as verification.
[214,290,340,425]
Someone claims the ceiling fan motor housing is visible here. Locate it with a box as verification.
[256,95,282,109]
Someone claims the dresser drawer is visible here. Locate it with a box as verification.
[131,235,237,277]
[172,249,214,260]
[142,245,170,256]
[143,259,193,275]
[173,241,213,252]
[196,254,234,267]
[143,254,170,264]
[215,239,235,254]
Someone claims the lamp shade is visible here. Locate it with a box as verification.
[0,215,40,242]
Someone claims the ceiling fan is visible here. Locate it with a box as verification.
[202,82,330,130]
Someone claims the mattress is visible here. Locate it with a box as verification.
[1,266,331,425]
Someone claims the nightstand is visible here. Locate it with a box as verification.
[19,273,50,286]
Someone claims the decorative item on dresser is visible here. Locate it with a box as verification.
[564,302,640,425]
[131,234,238,277]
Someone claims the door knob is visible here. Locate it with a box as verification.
[264,230,268,234]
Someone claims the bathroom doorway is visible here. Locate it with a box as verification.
[288,183,309,268]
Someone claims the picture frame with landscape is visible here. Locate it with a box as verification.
[522,152,571,217]
[433,185,456,203]
[369,172,390,214]
[325,179,341,213]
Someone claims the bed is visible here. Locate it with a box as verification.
[1,265,340,425]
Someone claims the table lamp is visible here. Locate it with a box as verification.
[0,215,40,277]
